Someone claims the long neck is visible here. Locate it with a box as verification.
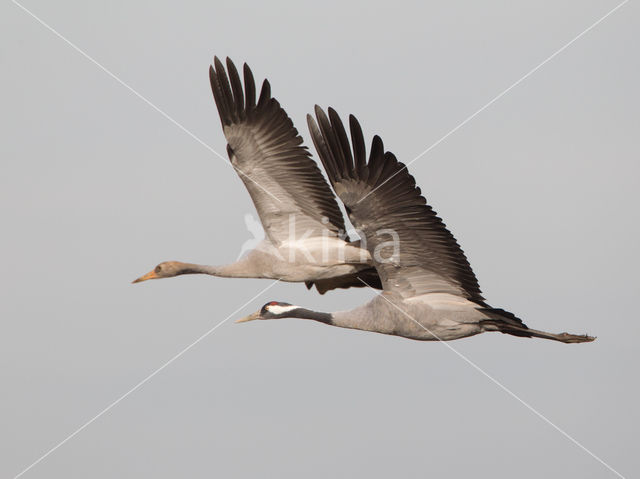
[286,305,378,333]
[285,308,334,325]
[285,307,371,330]
[175,261,261,278]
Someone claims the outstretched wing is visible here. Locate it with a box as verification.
[308,107,484,302]
[209,58,346,244]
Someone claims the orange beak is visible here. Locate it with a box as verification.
[132,270,158,284]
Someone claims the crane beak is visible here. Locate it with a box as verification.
[132,270,158,284]
[235,311,261,323]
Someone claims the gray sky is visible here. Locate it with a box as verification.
[2,1,638,477]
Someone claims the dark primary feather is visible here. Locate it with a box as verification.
[209,58,346,243]
[308,106,485,301]
[305,267,382,295]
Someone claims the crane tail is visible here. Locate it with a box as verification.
[478,307,594,343]
[480,319,595,343]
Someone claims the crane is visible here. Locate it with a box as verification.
[237,107,595,344]
[133,58,380,294]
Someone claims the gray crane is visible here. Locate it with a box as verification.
[237,107,595,344]
[133,58,380,294]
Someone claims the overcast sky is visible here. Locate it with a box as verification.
[2,1,638,478]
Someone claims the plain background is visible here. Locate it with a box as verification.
[2,1,638,477]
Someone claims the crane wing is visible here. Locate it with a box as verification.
[209,58,346,245]
[308,107,484,302]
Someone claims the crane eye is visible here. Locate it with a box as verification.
[155,265,162,273]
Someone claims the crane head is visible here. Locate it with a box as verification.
[132,261,186,283]
[236,301,298,323]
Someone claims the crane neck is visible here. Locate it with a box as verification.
[273,304,386,335]
[290,304,379,333]
[285,308,333,325]
[174,261,261,278]
[282,307,367,331]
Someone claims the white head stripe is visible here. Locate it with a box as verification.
[267,304,298,315]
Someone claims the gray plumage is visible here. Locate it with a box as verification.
[133,58,381,293]
[239,108,595,344]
